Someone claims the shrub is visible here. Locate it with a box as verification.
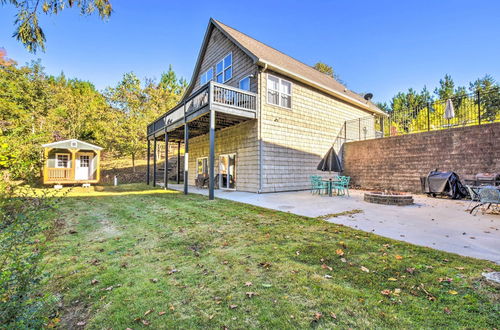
[0,180,67,328]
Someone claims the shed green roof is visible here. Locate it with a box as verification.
[42,139,103,151]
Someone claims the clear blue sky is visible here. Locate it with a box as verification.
[1,0,499,103]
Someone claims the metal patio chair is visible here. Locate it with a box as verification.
[469,186,500,215]
[333,176,350,196]
[465,185,480,212]
[310,175,328,195]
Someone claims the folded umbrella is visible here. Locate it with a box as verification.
[317,146,343,172]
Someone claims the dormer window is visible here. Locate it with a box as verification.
[200,68,213,85]
[216,53,232,83]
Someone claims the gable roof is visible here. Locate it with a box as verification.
[42,139,103,151]
[184,18,386,116]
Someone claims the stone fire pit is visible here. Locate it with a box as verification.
[364,191,414,206]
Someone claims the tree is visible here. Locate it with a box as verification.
[1,0,112,53]
[313,62,334,77]
[434,74,455,99]
[313,61,346,85]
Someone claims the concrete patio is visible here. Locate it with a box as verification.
[166,184,500,264]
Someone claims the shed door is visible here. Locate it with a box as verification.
[75,154,91,180]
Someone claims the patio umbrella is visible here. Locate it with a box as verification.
[317,146,343,173]
[444,99,455,120]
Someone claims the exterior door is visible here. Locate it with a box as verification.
[75,154,91,180]
[219,154,236,190]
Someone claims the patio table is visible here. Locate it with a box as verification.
[322,179,341,197]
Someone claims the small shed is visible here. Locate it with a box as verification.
[42,139,103,185]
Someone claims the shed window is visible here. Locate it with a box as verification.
[239,76,250,91]
[197,157,208,176]
[216,53,232,83]
[267,74,292,108]
[200,68,213,85]
[56,154,70,168]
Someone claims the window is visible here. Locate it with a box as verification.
[216,53,232,83]
[239,76,251,91]
[267,74,292,108]
[200,68,213,85]
[197,157,208,176]
[80,155,90,168]
[56,154,70,168]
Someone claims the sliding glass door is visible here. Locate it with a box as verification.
[219,154,236,190]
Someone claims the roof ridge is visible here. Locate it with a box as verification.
[213,19,351,92]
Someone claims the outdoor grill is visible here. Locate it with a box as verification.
[463,173,500,186]
[475,173,500,186]
[420,170,468,199]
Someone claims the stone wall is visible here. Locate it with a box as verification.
[343,123,500,193]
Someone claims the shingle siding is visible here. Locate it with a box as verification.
[190,27,258,95]
[259,70,376,192]
[184,27,378,193]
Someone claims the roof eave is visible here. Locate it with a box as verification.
[257,60,388,117]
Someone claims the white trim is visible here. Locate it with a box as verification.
[266,73,292,109]
[215,52,233,84]
[238,75,251,91]
[55,153,70,168]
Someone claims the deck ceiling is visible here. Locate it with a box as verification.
[152,112,253,142]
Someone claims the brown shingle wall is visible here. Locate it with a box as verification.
[190,27,258,95]
[259,70,377,192]
[343,123,500,193]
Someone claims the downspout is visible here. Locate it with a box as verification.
[257,63,268,193]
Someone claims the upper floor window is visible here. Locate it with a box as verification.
[216,53,232,83]
[200,68,213,86]
[267,74,292,108]
[239,76,250,91]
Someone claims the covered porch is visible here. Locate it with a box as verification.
[146,81,258,200]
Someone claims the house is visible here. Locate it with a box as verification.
[42,139,102,185]
[146,18,385,199]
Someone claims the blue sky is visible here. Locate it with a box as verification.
[1,0,499,103]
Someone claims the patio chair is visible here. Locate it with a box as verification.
[333,176,350,196]
[465,185,480,212]
[469,186,500,215]
[310,175,328,195]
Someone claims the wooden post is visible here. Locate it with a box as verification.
[164,131,168,189]
[153,138,157,187]
[177,141,181,184]
[208,109,216,200]
[95,150,101,183]
[70,149,79,182]
[43,147,50,184]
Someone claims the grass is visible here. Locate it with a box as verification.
[43,184,499,328]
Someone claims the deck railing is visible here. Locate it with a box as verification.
[147,81,257,136]
[47,168,72,181]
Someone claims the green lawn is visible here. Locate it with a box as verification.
[45,184,499,328]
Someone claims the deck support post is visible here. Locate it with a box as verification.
[146,139,150,185]
[208,109,216,200]
[177,141,181,184]
[164,131,168,189]
[153,138,157,187]
[183,122,189,195]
